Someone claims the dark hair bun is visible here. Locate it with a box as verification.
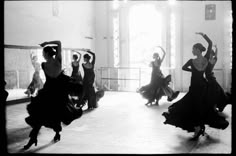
[193,43,206,52]
[73,54,78,60]
[84,54,91,60]
[43,46,56,57]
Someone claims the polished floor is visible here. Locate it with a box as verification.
[6,91,232,154]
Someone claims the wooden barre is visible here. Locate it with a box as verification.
[4,44,88,52]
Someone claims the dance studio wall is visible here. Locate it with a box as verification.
[179,1,232,92]
[4,1,98,89]
[4,1,95,48]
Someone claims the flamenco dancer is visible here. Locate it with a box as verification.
[138,46,179,105]
[197,32,232,112]
[24,52,44,97]
[162,33,229,140]
[77,49,99,109]
[24,40,83,150]
[71,50,83,85]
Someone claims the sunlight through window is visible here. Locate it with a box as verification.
[129,4,162,68]
[170,13,176,68]
[129,4,163,88]
[113,13,120,68]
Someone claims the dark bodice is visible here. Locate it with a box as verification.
[150,61,163,83]
[72,62,80,75]
[188,59,207,87]
[42,63,68,90]
[82,64,95,85]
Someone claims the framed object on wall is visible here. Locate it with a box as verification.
[205,4,216,20]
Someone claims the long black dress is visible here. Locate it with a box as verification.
[81,63,97,109]
[71,62,83,84]
[205,55,231,112]
[162,59,229,132]
[163,59,208,132]
[25,63,83,134]
[138,61,174,104]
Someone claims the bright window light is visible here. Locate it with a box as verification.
[113,13,120,67]
[113,0,119,10]
[170,13,176,68]
[129,4,162,68]
[168,0,176,5]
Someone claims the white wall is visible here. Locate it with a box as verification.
[4,1,95,48]
[179,1,232,91]
[94,1,109,69]
[4,1,98,88]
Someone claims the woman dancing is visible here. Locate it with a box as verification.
[138,46,179,105]
[71,50,83,85]
[77,49,97,109]
[24,40,83,150]
[202,41,231,112]
[162,33,229,140]
[24,52,44,97]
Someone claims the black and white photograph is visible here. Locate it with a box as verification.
[1,0,232,154]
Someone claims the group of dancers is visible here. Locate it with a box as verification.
[23,31,231,150]
[23,40,104,150]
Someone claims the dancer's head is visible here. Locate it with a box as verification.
[83,54,91,63]
[153,53,160,60]
[72,54,78,61]
[43,46,55,60]
[192,43,206,56]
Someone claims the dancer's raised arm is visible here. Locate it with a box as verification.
[72,50,82,63]
[85,49,96,65]
[157,46,166,63]
[213,45,218,60]
[40,40,62,63]
[195,32,212,60]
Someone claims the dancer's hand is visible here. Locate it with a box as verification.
[85,49,91,52]
[157,46,164,50]
[72,50,80,53]
[84,48,92,52]
[195,32,205,36]
[39,42,48,47]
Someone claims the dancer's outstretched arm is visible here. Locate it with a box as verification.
[195,32,212,60]
[86,49,96,65]
[40,40,62,63]
[157,46,166,63]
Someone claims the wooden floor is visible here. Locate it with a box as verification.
[6,91,232,154]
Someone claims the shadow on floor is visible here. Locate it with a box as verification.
[172,134,199,153]
[7,126,32,145]
[18,139,56,153]
[172,133,221,153]
[195,134,221,149]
